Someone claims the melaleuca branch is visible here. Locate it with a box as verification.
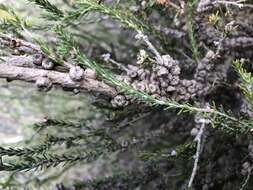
[54,27,252,132]
[0,33,117,96]
[0,26,250,133]
[0,63,116,96]
[1,20,252,136]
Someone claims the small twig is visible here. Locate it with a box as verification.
[240,170,251,190]
[135,31,164,65]
[0,33,41,53]
[187,119,209,189]
[102,53,128,71]
[168,1,182,11]
[213,0,253,8]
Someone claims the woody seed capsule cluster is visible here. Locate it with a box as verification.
[193,50,217,96]
[31,53,55,70]
[111,54,183,107]
[111,50,226,107]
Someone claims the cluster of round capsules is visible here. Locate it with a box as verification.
[111,50,224,107]
[111,55,201,107]
[32,53,55,91]
[111,54,181,107]
[32,53,96,92]
[193,50,218,96]
[32,53,54,69]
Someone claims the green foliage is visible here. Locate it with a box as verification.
[138,142,196,162]
[1,121,119,172]
[32,118,83,131]
[64,0,165,45]
[2,154,87,171]
[234,59,253,110]
[0,145,49,157]
[54,25,77,57]
[0,4,29,34]
[186,0,200,61]
[73,0,148,32]
[27,0,64,18]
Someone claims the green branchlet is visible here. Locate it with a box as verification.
[186,0,200,61]
[234,59,253,110]
[27,0,64,18]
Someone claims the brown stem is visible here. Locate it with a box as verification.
[0,63,117,96]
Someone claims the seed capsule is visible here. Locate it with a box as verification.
[32,53,44,65]
[161,55,174,68]
[133,81,146,91]
[187,85,197,94]
[148,83,159,94]
[36,77,52,92]
[170,65,181,76]
[111,95,128,107]
[137,68,145,77]
[160,80,169,88]
[178,87,187,95]
[84,68,96,79]
[198,70,207,78]
[69,66,84,81]
[157,66,169,76]
[127,70,138,78]
[42,58,54,70]
[166,86,176,92]
[118,75,132,85]
[181,79,192,87]
[170,76,179,86]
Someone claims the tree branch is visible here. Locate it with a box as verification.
[0,63,117,96]
[188,118,209,189]
[0,33,117,96]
